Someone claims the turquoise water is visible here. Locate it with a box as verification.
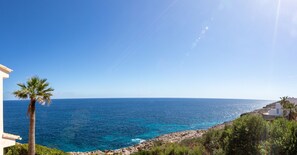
[4,98,271,152]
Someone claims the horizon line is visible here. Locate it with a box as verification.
[4,97,276,101]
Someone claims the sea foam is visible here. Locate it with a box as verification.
[131,138,145,143]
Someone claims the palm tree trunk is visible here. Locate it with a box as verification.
[28,100,36,155]
[289,109,293,120]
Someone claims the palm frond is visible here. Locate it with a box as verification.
[13,90,29,99]
[13,76,54,106]
[17,83,27,89]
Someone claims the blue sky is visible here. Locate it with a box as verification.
[1,0,297,100]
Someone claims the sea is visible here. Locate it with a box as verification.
[4,98,272,152]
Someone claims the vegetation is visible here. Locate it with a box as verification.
[280,96,290,106]
[225,114,268,155]
[133,114,297,155]
[13,76,54,155]
[269,118,297,154]
[280,96,297,120]
[4,144,68,155]
[135,143,205,155]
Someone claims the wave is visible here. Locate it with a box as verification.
[131,138,145,143]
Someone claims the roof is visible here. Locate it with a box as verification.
[2,133,22,140]
[0,64,13,74]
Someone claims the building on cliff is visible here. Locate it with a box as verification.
[262,102,283,120]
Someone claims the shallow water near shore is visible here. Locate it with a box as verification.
[4,98,272,152]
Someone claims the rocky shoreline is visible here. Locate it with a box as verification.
[69,129,207,155]
[69,102,276,155]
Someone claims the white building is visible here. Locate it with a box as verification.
[262,102,283,121]
[0,64,21,155]
[267,102,283,116]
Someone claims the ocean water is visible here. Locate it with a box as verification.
[4,98,272,152]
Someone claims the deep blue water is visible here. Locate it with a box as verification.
[4,98,272,152]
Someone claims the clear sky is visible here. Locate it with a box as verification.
[1,0,297,100]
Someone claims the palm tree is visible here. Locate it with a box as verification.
[13,76,54,155]
[284,102,297,120]
[280,96,290,106]
[279,96,297,120]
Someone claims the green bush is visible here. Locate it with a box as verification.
[202,129,223,153]
[225,114,268,155]
[4,144,68,155]
[269,118,297,155]
[133,143,205,155]
[180,138,203,148]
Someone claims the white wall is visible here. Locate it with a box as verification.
[268,103,283,116]
[0,74,3,134]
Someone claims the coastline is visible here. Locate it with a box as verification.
[69,102,276,155]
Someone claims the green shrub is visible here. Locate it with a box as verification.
[4,144,68,155]
[133,143,205,155]
[225,114,268,155]
[202,129,223,153]
[180,138,203,148]
[269,118,297,155]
